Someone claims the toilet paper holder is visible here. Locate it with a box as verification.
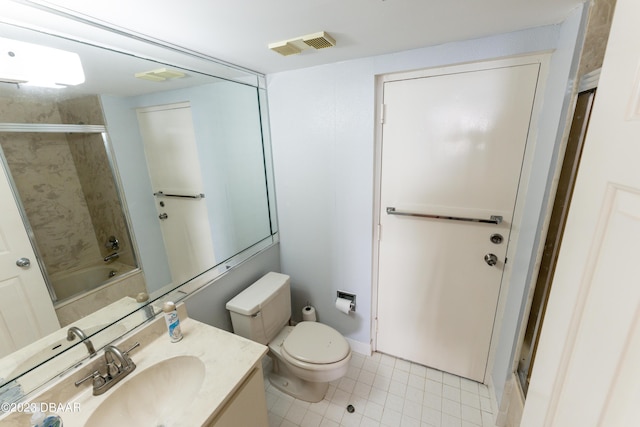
[337,291,356,313]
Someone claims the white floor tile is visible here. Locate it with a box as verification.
[369,387,389,406]
[460,378,479,394]
[422,406,442,425]
[426,368,444,383]
[395,358,412,372]
[442,398,462,417]
[353,380,373,398]
[358,369,376,386]
[408,373,426,390]
[443,373,461,388]
[389,380,408,397]
[480,396,492,413]
[410,363,427,378]
[392,369,410,384]
[364,400,385,419]
[319,418,339,427]
[442,413,463,427]
[426,379,443,396]
[461,404,483,425]
[385,393,405,412]
[264,352,495,427]
[461,390,481,409]
[308,399,330,416]
[285,403,308,424]
[361,416,382,427]
[401,413,421,427]
[405,386,424,404]
[381,407,403,426]
[300,410,323,427]
[443,384,461,402]
[338,377,356,394]
[423,392,442,411]
[403,399,423,420]
[324,402,345,423]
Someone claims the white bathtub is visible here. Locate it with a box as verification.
[50,262,135,302]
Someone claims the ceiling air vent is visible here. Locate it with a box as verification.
[268,41,302,57]
[134,68,186,82]
[302,32,336,50]
[269,31,336,56]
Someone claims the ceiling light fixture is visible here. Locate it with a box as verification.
[0,36,85,88]
[269,31,336,56]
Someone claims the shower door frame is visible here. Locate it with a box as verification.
[0,123,141,303]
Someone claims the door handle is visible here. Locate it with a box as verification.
[16,257,31,268]
[158,213,168,220]
[484,253,498,266]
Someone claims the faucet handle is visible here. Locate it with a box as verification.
[75,370,106,388]
[123,342,140,357]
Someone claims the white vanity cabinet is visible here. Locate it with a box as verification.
[206,365,268,427]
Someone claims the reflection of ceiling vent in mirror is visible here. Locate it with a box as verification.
[268,41,302,56]
[302,32,336,50]
[269,31,336,56]
[134,68,186,82]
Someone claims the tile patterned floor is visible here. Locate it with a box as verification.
[264,352,496,427]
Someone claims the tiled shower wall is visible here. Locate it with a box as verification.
[0,92,134,275]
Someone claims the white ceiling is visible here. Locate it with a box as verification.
[38,0,585,75]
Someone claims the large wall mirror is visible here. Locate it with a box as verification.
[0,9,277,399]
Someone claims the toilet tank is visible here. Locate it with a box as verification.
[225,272,291,345]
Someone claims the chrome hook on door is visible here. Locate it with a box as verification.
[484,253,498,266]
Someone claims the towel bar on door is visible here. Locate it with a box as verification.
[386,207,502,225]
[153,191,205,199]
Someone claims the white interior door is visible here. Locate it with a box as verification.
[136,103,215,285]
[522,0,640,424]
[376,62,540,382]
[0,165,59,358]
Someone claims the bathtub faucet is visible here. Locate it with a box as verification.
[67,327,97,357]
[103,252,119,263]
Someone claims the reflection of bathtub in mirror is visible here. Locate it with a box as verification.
[50,262,136,302]
[53,269,146,327]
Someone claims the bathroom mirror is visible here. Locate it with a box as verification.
[0,13,277,393]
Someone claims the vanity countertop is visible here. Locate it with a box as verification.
[0,313,268,426]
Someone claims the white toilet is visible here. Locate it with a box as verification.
[226,272,352,402]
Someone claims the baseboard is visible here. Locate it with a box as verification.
[346,337,372,356]
[496,373,525,427]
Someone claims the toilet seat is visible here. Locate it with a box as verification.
[281,322,350,368]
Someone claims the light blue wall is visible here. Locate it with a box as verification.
[267,7,585,402]
[185,244,281,331]
[101,80,272,292]
[101,95,172,293]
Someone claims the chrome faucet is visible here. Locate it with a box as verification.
[105,235,120,251]
[67,326,97,357]
[74,342,140,396]
[103,252,119,263]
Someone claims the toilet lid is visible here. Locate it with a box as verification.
[283,322,350,364]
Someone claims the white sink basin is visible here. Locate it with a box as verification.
[85,355,205,426]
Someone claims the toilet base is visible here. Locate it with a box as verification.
[268,355,329,403]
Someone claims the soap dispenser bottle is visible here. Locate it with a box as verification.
[31,411,63,427]
[163,301,183,342]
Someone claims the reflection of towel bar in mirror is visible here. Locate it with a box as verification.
[153,191,205,199]
[386,207,502,225]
